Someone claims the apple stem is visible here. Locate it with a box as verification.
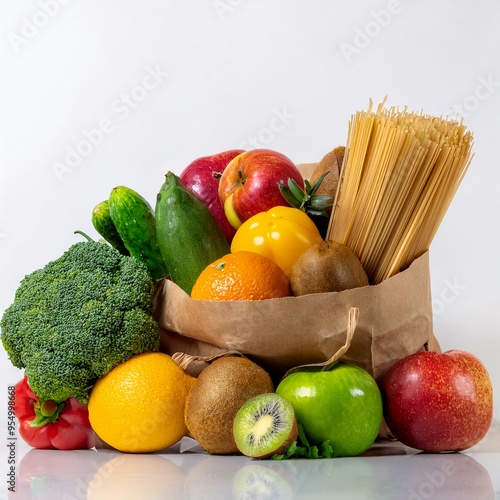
[237,170,245,184]
[212,171,222,180]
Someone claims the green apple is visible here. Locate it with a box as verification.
[276,363,383,457]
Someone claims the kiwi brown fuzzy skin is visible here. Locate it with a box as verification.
[290,239,369,296]
[307,146,344,238]
[309,146,344,198]
[184,356,274,455]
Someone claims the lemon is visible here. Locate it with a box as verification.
[88,352,195,453]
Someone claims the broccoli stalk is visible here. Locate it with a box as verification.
[1,240,160,403]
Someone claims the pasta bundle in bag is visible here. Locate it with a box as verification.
[328,98,473,283]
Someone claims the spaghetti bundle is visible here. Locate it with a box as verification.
[328,99,473,284]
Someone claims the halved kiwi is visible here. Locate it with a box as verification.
[233,393,298,459]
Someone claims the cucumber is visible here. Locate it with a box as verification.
[155,172,230,295]
[108,186,169,280]
[91,200,130,255]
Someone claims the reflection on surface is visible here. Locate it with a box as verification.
[232,463,294,499]
[87,453,185,499]
[13,440,495,500]
[184,454,246,499]
[15,448,109,499]
[294,453,492,499]
[15,447,196,500]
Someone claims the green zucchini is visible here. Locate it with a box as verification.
[108,186,169,280]
[155,172,230,295]
[91,200,130,255]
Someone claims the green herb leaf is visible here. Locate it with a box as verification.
[284,441,298,459]
[278,184,301,209]
[310,195,334,204]
[279,174,334,218]
[287,178,308,204]
[298,423,310,448]
[295,445,309,458]
[271,440,296,460]
[320,441,334,458]
[309,171,330,196]
[271,424,335,460]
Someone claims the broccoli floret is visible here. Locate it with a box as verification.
[1,241,160,403]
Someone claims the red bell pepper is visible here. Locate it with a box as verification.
[14,376,97,450]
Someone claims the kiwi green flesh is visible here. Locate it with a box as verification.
[233,393,298,459]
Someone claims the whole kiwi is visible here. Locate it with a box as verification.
[184,356,274,455]
[307,146,345,238]
[290,239,369,295]
[309,146,345,198]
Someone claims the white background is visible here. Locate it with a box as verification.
[1,0,499,441]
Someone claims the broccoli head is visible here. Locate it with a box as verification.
[1,240,160,403]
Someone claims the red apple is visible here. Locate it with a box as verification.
[382,350,493,452]
[218,149,304,229]
[179,150,244,242]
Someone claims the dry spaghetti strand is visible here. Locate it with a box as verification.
[328,101,473,284]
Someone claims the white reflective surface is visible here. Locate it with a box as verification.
[7,425,500,500]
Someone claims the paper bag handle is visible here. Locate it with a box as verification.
[172,350,243,371]
[282,306,359,378]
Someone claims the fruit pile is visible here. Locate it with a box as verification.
[0,136,494,458]
[91,147,371,300]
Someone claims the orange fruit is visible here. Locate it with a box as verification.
[88,352,195,453]
[191,251,291,301]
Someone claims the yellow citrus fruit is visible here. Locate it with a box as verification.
[88,352,195,453]
[190,251,291,301]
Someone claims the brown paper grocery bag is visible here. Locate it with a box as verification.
[152,250,440,383]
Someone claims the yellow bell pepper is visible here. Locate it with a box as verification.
[230,206,324,277]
